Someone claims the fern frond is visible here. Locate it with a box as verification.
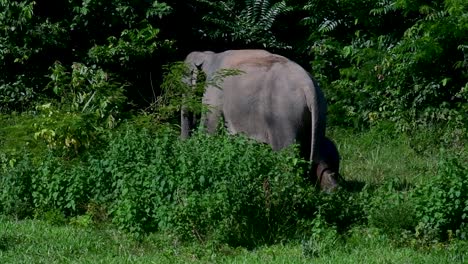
[319,19,342,33]
[370,0,397,15]
[252,0,266,18]
[262,1,288,29]
[425,10,447,21]
[458,44,468,51]
[301,17,318,26]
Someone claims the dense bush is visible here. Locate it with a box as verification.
[90,125,177,237]
[168,129,313,247]
[0,0,174,112]
[413,155,468,241]
[0,123,323,246]
[0,0,67,112]
[0,153,35,219]
[31,153,91,216]
[1,122,468,248]
[91,125,318,246]
[1,0,466,134]
[306,0,468,132]
[32,62,127,157]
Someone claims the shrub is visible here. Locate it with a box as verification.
[305,0,468,131]
[0,120,374,247]
[94,124,177,238]
[88,124,316,246]
[301,213,340,258]
[316,189,367,234]
[168,130,312,247]
[413,154,468,241]
[33,62,127,157]
[31,153,90,216]
[0,152,35,219]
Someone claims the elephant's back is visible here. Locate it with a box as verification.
[221,56,313,150]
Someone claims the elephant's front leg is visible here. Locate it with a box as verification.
[201,85,223,134]
[181,106,191,139]
[201,107,222,134]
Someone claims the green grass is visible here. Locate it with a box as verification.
[0,113,47,158]
[1,218,466,263]
[328,126,465,187]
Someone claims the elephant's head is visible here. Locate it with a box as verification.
[184,51,216,81]
[181,51,216,139]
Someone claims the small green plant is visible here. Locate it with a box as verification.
[301,213,340,258]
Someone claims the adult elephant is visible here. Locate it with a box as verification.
[181,49,341,191]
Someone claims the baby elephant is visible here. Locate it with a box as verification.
[315,137,343,192]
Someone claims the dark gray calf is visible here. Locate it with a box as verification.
[315,137,343,192]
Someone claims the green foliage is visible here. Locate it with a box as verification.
[316,190,367,233]
[31,153,90,216]
[0,0,67,112]
[88,124,314,245]
[0,77,36,113]
[153,62,203,122]
[305,0,468,132]
[301,213,340,258]
[2,116,468,254]
[93,125,177,238]
[88,24,173,67]
[196,0,292,49]
[0,121,316,246]
[0,0,174,113]
[0,153,34,219]
[65,0,175,107]
[33,62,126,156]
[47,62,127,123]
[413,154,468,241]
[168,130,311,247]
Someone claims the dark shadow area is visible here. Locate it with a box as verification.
[342,180,367,193]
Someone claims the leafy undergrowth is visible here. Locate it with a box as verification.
[1,115,468,261]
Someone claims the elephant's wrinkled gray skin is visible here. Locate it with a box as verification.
[182,49,341,191]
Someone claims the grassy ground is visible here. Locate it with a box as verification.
[1,217,466,263]
[328,125,464,186]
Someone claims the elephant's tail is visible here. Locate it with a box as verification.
[302,78,326,164]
